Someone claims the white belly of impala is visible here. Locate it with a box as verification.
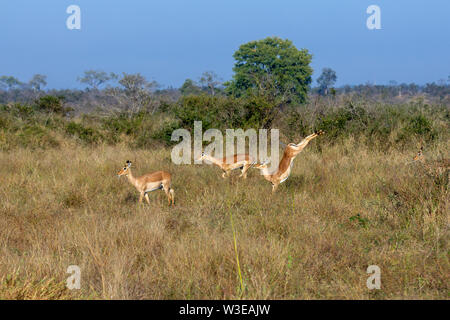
[229,161,246,170]
[145,182,163,193]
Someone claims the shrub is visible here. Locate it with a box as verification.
[397,115,437,145]
[405,115,433,135]
[315,107,354,140]
[240,95,278,129]
[150,121,181,146]
[35,95,66,114]
[283,110,309,140]
[16,124,60,149]
[66,122,102,144]
[174,94,278,131]
[101,113,143,143]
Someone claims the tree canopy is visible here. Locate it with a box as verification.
[29,74,47,91]
[0,76,23,90]
[199,71,222,96]
[78,70,118,90]
[225,37,313,104]
[180,79,202,96]
[317,68,337,95]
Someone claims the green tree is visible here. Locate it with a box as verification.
[317,68,337,95]
[29,74,47,91]
[180,79,202,95]
[199,71,222,96]
[107,73,160,114]
[0,76,23,90]
[226,37,313,104]
[35,95,66,114]
[78,70,118,90]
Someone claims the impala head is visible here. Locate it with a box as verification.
[117,160,132,176]
[196,151,207,162]
[287,130,325,148]
[413,147,424,162]
[315,130,325,136]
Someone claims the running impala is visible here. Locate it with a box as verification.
[254,130,324,192]
[117,160,174,205]
[196,152,256,179]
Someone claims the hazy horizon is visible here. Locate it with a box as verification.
[1,0,449,89]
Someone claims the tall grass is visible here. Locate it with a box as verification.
[0,141,447,299]
[0,96,448,299]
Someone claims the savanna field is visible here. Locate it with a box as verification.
[0,96,448,299]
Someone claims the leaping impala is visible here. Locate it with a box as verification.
[117,160,175,206]
[196,152,256,179]
[254,130,324,193]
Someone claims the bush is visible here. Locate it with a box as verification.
[283,110,309,140]
[174,94,278,131]
[315,104,369,141]
[405,115,433,135]
[35,95,66,114]
[150,121,181,146]
[0,94,448,151]
[101,113,144,143]
[66,122,102,144]
[396,114,437,145]
[16,124,60,149]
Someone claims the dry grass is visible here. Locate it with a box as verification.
[0,139,448,299]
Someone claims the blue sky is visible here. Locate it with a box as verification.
[1,0,449,89]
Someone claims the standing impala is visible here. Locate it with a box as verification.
[413,147,449,175]
[254,130,324,192]
[197,152,256,179]
[117,160,174,206]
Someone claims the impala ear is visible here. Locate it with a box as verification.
[126,160,132,167]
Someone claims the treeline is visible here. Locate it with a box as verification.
[1,73,449,113]
[1,93,448,153]
[1,77,449,114]
[1,36,449,113]
[334,82,450,99]
[0,37,448,152]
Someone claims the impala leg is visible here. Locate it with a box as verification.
[238,167,245,178]
[144,193,150,205]
[139,192,144,204]
[170,189,175,206]
[222,171,226,178]
[163,184,171,206]
[272,183,279,193]
[240,164,251,179]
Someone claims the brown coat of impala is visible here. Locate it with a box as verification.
[413,147,450,176]
[197,152,256,179]
[117,161,175,205]
[254,130,324,192]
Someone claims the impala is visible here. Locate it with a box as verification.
[412,147,449,176]
[117,160,175,205]
[197,152,256,179]
[254,130,324,192]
